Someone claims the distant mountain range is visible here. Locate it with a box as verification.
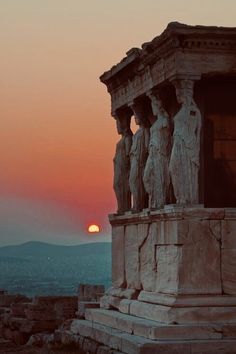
[0,241,111,297]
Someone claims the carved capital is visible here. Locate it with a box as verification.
[146,89,162,117]
[129,101,148,126]
[171,78,196,106]
[113,108,133,135]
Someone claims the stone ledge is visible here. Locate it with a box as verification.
[129,300,236,324]
[138,291,236,307]
[109,207,233,226]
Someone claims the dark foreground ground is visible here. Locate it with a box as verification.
[0,342,80,354]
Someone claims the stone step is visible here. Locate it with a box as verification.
[85,308,236,341]
[70,319,185,354]
[128,299,236,324]
[70,318,236,354]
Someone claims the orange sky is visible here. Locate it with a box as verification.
[0,0,235,245]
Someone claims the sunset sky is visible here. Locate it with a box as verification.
[0,0,235,245]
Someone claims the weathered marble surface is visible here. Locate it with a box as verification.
[129,300,236,324]
[169,79,202,205]
[111,226,125,288]
[129,103,149,212]
[222,219,236,294]
[109,208,236,304]
[113,115,133,213]
[85,308,227,340]
[111,210,223,295]
[139,223,157,292]
[124,225,140,289]
[143,92,171,209]
[68,316,236,354]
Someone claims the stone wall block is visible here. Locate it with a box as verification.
[178,220,221,294]
[140,224,157,292]
[112,226,126,288]
[125,225,141,289]
[222,249,236,295]
[155,245,182,294]
[154,219,222,295]
[209,220,222,241]
[137,223,149,246]
[222,220,236,249]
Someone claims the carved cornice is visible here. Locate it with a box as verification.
[100,22,236,114]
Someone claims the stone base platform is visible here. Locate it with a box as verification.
[101,293,236,325]
[85,308,236,341]
[68,308,236,354]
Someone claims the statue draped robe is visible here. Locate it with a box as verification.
[169,102,201,204]
[144,114,171,209]
[129,127,149,211]
[113,132,132,213]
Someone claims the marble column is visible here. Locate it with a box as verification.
[129,101,150,212]
[169,79,202,205]
[113,110,133,214]
[143,91,171,209]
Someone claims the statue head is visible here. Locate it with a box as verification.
[175,79,194,106]
[147,90,168,120]
[147,91,162,117]
[115,113,131,135]
[134,114,142,126]
[130,102,149,128]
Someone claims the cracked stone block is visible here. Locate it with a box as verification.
[222,249,236,295]
[125,225,141,289]
[140,223,157,292]
[155,245,182,294]
[222,220,236,249]
[154,219,222,294]
[112,226,125,288]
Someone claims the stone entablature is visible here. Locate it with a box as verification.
[101,22,236,114]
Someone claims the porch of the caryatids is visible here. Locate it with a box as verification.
[113,109,133,214]
[129,101,150,212]
[169,78,202,205]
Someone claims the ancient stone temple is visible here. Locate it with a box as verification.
[72,23,236,353]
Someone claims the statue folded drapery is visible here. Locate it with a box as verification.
[113,114,133,213]
[129,104,149,212]
[169,80,202,205]
[143,93,171,209]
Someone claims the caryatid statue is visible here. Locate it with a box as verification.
[129,102,150,212]
[113,111,133,214]
[143,91,171,209]
[169,79,202,204]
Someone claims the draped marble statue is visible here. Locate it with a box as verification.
[143,92,171,209]
[113,113,133,213]
[169,79,202,204]
[129,104,150,212]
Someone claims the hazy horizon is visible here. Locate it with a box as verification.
[0,238,111,248]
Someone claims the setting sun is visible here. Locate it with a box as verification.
[88,224,100,233]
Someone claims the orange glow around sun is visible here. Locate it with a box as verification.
[88,224,100,233]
